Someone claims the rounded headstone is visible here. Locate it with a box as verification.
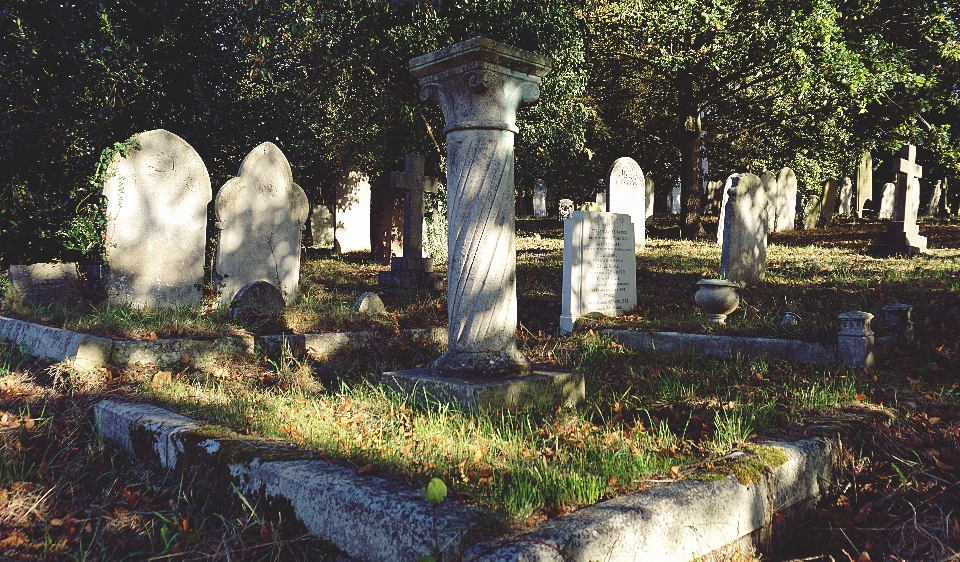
[228,281,285,334]
[353,292,386,316]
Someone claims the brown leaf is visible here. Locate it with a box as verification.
[357,463,375,475]
[856,551,871,562]
[670,465,680,479]
[0,531,28,548]
[607,475,618,487]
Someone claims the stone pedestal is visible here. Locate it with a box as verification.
[836,311,875,369]
[881,303,914,342]
[870,145,927,257]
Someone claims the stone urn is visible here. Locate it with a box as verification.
[694,279,741,325]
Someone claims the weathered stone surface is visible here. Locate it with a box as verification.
[716,173,744,244]
[410,37,550,378]
[371,186,405,264]
[705,180,724,215]
[560,211,637,334]
[102,129,211,307]
[110,335,255,369]
[878,182,897,219]
[310,205,334,248]
[558,198,574,220]
[927,180,943,216]
[7,263,81,306]
[215,143,309,304]
[869,145,927,256]
[818,179,839,227]
[803,195,822,230]
[856,151,873,217]
[773,167,797,232]
[644,176,655,220]
[607,157,645,251]
[595,191,607,210]
[719,173,767,287]
[228,280,286,334]
[0,316,112,370]
[533,179,548,218]
[257,328,447,362]
[670,183,682,214]
[605,329,833,365]
[838,177,853,215]
[353,292,386,316]
[761,171,778,231]
[836,311,875,369]
[334,169,372,253]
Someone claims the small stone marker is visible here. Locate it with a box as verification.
[837,311,875,369]
[310,205,334,247]
[558,199,574,221]
[378,154,441,290]
[228,280,285,334]
[608,156,645,251]
[595,191,607,210]
[644,176,655,220]
[838,177,853,215]
[719,173,768,287]
[717,173,743,244]
[803,195,822,230]
[772,167,797,232]
[7,263,81,306]
[533,179,548,218]
[760,171,777,231]
[817,179,840,227]
[215,142,309,304]
[353,292,386,316]
[102,129,211,307]
[869,145,927,256]
[334,169,372,253]
[926,180,942,216]
[856,151,872,217]
[560,211,637,334]
[878,183,897,219]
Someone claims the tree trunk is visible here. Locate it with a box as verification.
[677,67,704,239]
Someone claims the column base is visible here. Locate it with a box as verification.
[377,257,443,290]
[381,367,584,413]
[431,348,532,378]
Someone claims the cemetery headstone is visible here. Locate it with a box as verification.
[607,156,645,252]
[7,263,81,306]
[595,191,607,210]
[803,195,822,230]
[670,183,682,214]
[560,211,637,334]
[377,154,442,290]
[558,199,574,221]
[533,179,548,218]
[705,180,725,215]
[515,190,530,217]
[228,280,285,334]
[773,167,797,232]
[926,180,942,216]
[372,186,405,264]
[869,145,927,256]
[310,205,334,247]
[817,178,840,227]
[215,142,310,304]
[717,173,744,244]
[760,171,778,231]
[102,129,211,307]
[878,183,897,219]
[353,292,386,316]
[856,151,873,217]
[644,176,655,220]
[719,173,768,286]
[839,177,853,215]
[334,169,372,253]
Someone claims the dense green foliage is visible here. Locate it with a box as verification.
[1,0,957,263]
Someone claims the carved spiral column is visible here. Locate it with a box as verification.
[410,37,551,378]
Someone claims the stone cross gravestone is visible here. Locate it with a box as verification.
[772,167,797,232]
[215,142,309,304]
[310,205,334,247]
[608,156,645,251]
[719,173,768,287]
[878,183,897,219]
[372,186,405,265]
[839,177,853,215]
[102,129,211,307]
[560,211,637,334]
[558,199,574,220]
[760,171,778,232]
[533,179,548,218]
[334,169,372,253]
[856,151,873,218]
[869,145,927,256]
[818,179,840,227]
[378,154,441,290]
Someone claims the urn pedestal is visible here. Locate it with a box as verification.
[695,279,740,325]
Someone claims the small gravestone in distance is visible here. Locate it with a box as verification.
[102,129,211,307]
[772,168,797,232]
[561,211,637,334]
[372,187,405,265]
[229,280,285,334]
[926,180,942,216]
[310,205,334,247]
[608,156,645,251]
[7,263,81,306]
[353,292,386,316]
[818,179,840,227]
[705,180,724,215]
[670,183,682,214]
[335,169,372,253]
[856,151,873,217]
[717,173,744,244]
[839,177,853,215]
[878,183,897,219]
[558,199,574,220]
[215,142,309,304]
[719,173,768,287]
[804,195,822,230]
[869,145,927,256]
[645,176,655,221]
[761,171,777,232]
[533,179,548,218]
[595,191,607,210]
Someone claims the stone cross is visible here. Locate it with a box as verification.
[410,37,551,378]
[392,153,438,261]
[869,144,927,256]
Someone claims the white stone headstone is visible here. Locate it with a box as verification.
[869,145,926,256]
[670,183,682,214]
[560,211,637,334]
[717,173,744,244]
[558,199,574,221]
[310,205,334,247]
[215,142,309,304]
[839,177,853,215]
[335,169,372,253]
[608,157,646,252]
[773,167,797,232]
[102,129,211,307]
[878,182,897,219]
[595,191,607,210]
[927,180,942,216]
[533,179,548,218]
[719,173,768,287]
[856,151,872,217]
[644,177,655,220]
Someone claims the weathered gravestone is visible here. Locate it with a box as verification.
[377,154,442,290]
[558,199,574,220]
[353,291,386,316]
[717,173,744,244]
[533,179,548,218]
[761,171,778,231]
[772,167,797,232]
[926,180,943,216]
[705,180,725,215]
[719,173,768,287]
[839,177,853,215]
[7,263,81,306]
[334,169,372,253]
[803,195,822,230]
[670,183,682,214]
[856,151,873,217]
[595,191,607,210]
[869,145,927,256]
[644,177,655,221]
[102,129,211,307]
[560,211,637,334]
[215,142,309,304]
[817,178,840,227]
[878,183,897,219]
[310,205,334,247]
[372,185,405,264]
[228,280,285,334]
[607,156,646,252]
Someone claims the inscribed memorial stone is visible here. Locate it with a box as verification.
[926,181,942,216]
[558,199,574,221]
[215,142,309,304]
[856,152,873,217]
[803,195,822,230]
[102,129,210,307]
[372,186,405,264]
[670,183,682,214]
[719,173,768,287]
[533,179,548,218]
[878,183,896,219]
[607,156,646,251]
[560,211,637,334]
[818,179,840,227]
[773,168,797,232]
[334,169,372,253]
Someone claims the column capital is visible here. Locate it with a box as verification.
[410,37,552,135]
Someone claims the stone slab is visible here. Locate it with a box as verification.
[110,335,255,369]
[94,400,477,562]
[381,367,584,413]
[257,328,447,361]
[0,316,112,370]
[603,329,834,365]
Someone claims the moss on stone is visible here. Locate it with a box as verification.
[686,444,788,485]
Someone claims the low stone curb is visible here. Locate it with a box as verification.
[604,329,836,365]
